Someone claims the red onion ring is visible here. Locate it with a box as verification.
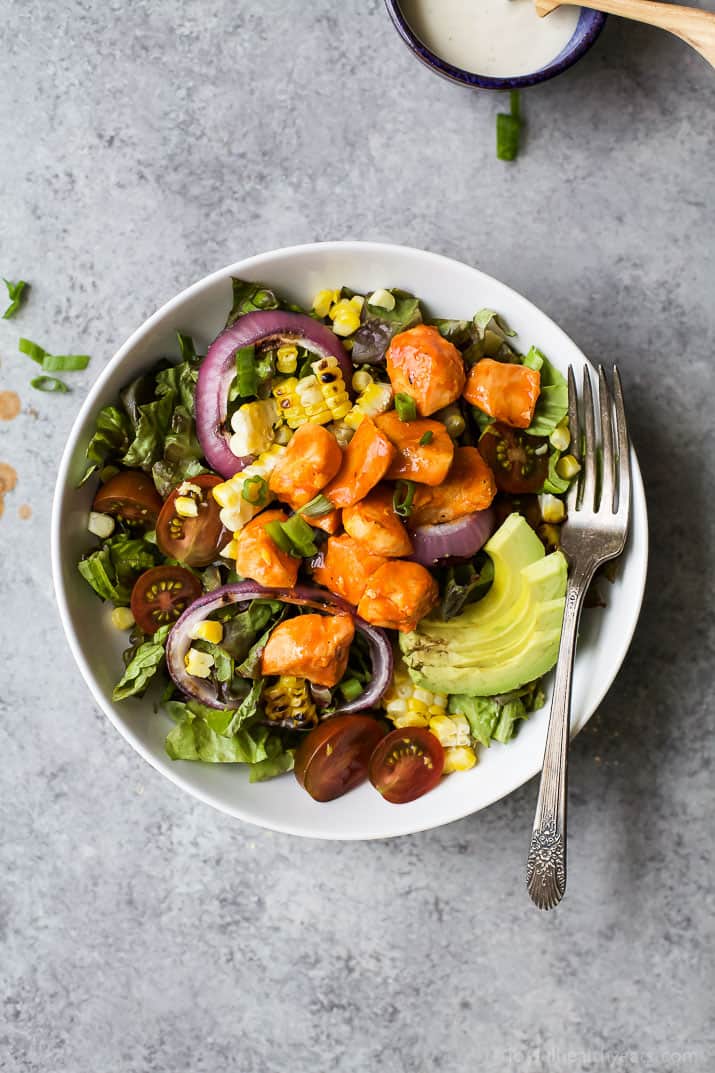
[196,311,353,478]
[166,582,392,715]
[410,508,496,567]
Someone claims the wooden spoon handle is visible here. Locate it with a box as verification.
[536,0,715,68]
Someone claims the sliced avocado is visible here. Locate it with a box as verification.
[400,513,567,696]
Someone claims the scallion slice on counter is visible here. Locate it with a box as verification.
[496,90,522,162]
[30,374,70,393]
[19,337,90,371]
[235,345,258,397]
[395,393,417,421]
[393,479,416,518]
[2,277,27,319]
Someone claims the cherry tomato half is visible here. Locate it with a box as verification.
[368,727,444,804]
[294,715,387,802]
[156,474,227,567]
[130,565,202,634]
[478,423,549,495]
[93,470,163,527]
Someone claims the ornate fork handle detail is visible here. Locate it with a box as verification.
[527,561,594,910]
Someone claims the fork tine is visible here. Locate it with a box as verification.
[567,366,580,458]
[612,366,631,520]
[580,366,597,511]
[598,366,615,512]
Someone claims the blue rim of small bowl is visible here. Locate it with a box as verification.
[384,1,606,89]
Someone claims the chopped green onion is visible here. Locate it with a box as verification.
[265,520,293,554]
[19,337,47,364]
[496,90,522,162]
[339,677,363,702]
[418,430,434,446]
[279,514,319,557]
[299,493,333,518]
[39,353,90,371]
[2,278,27,319]
[241,475,269,506]
[393,479,416,518]
[19,337,90,372]
[235,345,257,397]
[395,393,417,421]
[30,375,69,393]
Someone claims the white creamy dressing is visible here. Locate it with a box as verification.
[400,0,581,78]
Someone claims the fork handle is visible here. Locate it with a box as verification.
[526,561,595,910]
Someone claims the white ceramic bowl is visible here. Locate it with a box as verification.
[51,242,648,840]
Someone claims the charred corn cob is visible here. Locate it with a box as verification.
[272,356,351,427]
[264,676,318,729]
[230,399,281,457]
[212,443,286,535]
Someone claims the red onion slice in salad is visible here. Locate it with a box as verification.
[410,508,496,567]
[166,582,392,716]
[196,310,353,478]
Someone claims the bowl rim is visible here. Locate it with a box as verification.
[383,0,607,89]
[51,240,648,839]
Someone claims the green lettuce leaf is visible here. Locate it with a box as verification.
[121,390,175,469]
[220,599,282,662]
[350,290,422,364]
[79,405,133,486]
[226,278,283,327]
[462,309,519,364]
[113,625,171,701]
[522,347,568,437]
[78,532,158,604]
[541,448,570,495]
[225,679,264,735]
[151,403,206,497]
[164,700,291,778]
[449,680,545,747]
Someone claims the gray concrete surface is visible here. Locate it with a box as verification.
[1,2,714,1071]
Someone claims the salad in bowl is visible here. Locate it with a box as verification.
[74,274,581,807]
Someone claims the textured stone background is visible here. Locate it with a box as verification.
[1,3,714,1071]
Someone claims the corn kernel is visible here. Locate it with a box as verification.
[175,495,198,518]
[443,746,478,774]
[550,422,571,452]
[556,453,582,479]
[330,421,354,448]
[349,295,364,314]
[429,714,460,747]
[450,713,472,746]
[88,511,115,539]
[329,299,361,336]
[392,710,430,729]
[313,289,340,318]
[540,493,566,524]
[190,620,224,644]
[184,648,214,678]
[367,288,395,311]
[111,606,135,630]
[413,687,433,705]
[385,698,408,714]
[220,538,239,559]
[344,408,366,430]
[352,369,373,393]
[276,345,298,374]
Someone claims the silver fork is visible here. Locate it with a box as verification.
[526,365,631,910]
